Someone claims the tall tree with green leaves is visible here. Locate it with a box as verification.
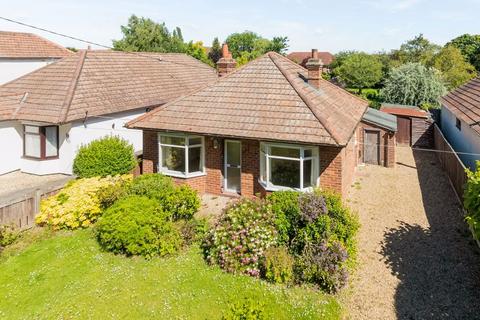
[185,41,213,66]
[446,34,480,71]
[225,31,289,65]
[335,52,383,92]
[391,34,441,65]
[208,37,222,63]
[432,46,476,89]
[380,62,447,108]
[113,15,185,53]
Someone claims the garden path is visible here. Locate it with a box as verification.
[345,147,480,319]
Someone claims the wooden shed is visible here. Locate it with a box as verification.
[380,103,434,147]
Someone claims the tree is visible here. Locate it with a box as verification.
[208,37,222,63]
[185,41,213,66]
[380,62,447,108]
[391,34,440,65]
[446,34,480,71]
[113,15,185,53]
[432,46,476,89]
[334,53,383,92]
[266,36,289,54]
[225,31,289,65]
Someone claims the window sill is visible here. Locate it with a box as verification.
[258,180,314,192]
[159,170,206,179]
[22,156,59,161]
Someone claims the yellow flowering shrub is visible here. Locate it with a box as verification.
[36,175,132,230]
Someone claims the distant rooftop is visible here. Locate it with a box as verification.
[0,31,72,59]
[381,103,428,119]
[287,51,334,67]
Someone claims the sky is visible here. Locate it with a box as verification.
[1,0,479,53]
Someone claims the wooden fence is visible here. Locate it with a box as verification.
[0,181,69,229]
[433,124,468,201]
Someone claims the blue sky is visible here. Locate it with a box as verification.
[1,0,479,53]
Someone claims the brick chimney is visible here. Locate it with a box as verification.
[306,49,323,88]
[216,43,236,77]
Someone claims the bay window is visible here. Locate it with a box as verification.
[158,133,204,177]
[260,142,319,190]
[24,125,59,159]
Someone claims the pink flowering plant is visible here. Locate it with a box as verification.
[202,198,278,277]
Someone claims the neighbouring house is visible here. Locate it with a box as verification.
[0,31,72,85]
[0,50,217,175]
[287,51,334,72]
[381,103,434,147]
[127,47,395,197]
[440,77,480,170]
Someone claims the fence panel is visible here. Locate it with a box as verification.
[433,124,468,201]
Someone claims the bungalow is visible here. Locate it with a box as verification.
[0,31,72,84]
[0,49,217,175]
[127,47,396,197]
[440,77,480,170]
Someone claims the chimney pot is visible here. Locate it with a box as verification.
[306,49,323,89]
[217,43,236,77]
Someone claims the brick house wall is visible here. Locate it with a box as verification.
[358,122,396,168]
[141,130,357,197]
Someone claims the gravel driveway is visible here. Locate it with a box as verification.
[345,147,480,319]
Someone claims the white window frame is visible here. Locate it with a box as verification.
[259,142,319,191]
[158,133,205,178]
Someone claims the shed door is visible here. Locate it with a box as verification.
[397,116,411,145]
[364,130,380,165]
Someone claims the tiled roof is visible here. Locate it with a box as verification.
[0,50,218,123]
[441,77,480,135]
[0,31,72,58]
[362,107,397,132]
[380,103,428,119]
[128,52,368,146]
[287,51,334,67]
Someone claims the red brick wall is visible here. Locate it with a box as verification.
[142,129,353,197]
[358,121,396,168]
[319,145,343,194]
[341,130,359,195]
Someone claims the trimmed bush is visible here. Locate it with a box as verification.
[129,174,200,220]
[465,161,480,240]
[96,195,182,257]
[36,175,132,230]
[73,136,137,178]
[262,246,294,284]
[202,198,278,277]
[294,240,349,293]
[222,298,265,320]
[129,173,175,199]
[0,225,19,251]
[266,191,300,245]
[97,175,132,209]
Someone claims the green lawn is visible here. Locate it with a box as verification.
[0,229,341,319]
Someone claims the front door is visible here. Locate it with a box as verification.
[224,140,241,193]
[364,130,380,165]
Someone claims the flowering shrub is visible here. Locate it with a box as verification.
[262,246,294,284]
[202,198,278,277]
[96,195,182,258]
[0,225,19,251]
[298,192,327,224]
[465,161,480,240]
[221,298,265,320]
[294,240,349,293]
[36,175,132,230]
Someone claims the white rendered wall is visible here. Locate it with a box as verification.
[0,121,23,175]
[19,108,146,175]
[441,106,480,170]
[0,59,57,84]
